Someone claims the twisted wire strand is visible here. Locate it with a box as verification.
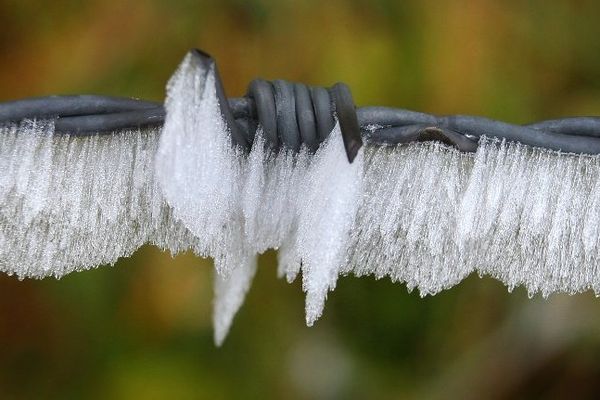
[1,48,600,160]
[2,95,600,155]
[2,94,600,151]
[357,108,600,154]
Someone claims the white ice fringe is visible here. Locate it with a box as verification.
[347,140,600,298]
[3,51,600,345]
[0,121,205,278]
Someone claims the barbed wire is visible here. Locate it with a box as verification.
[1,49,600,162]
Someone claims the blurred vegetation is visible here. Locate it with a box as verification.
[2,0,600,398]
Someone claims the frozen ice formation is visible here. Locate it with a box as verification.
[3,51,600,345]
[154,52,365,338]
[213,255,257,346]
[295,126,364,326]
[0,120,201,278]
[155,52,243,276]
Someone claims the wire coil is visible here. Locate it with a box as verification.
[242,79,362,161]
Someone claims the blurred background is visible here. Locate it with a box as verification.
[2,0,600,398]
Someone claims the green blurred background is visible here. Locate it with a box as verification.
[2,1,600,398]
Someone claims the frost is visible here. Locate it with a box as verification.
[155,52,243,275]
[0,120,204,278]
[3,51,600,345]
[295,125,363,326]
[213,254,257,346]
[347,139,600,298]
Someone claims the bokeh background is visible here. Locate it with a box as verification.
[2,1,600,398]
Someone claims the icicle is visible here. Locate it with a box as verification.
[213,254,257,346]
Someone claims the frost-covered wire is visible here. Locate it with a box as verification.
[1,50,600,160]
[3,48,600,345]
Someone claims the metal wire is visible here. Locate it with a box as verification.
[357,108,600,154]
[1,49,600,161]
[2,95,600,153]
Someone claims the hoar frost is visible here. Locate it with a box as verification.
[2,51,600,345]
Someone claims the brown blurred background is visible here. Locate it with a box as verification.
[2,1,600,399]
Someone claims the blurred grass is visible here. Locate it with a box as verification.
[2,0,600,398]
